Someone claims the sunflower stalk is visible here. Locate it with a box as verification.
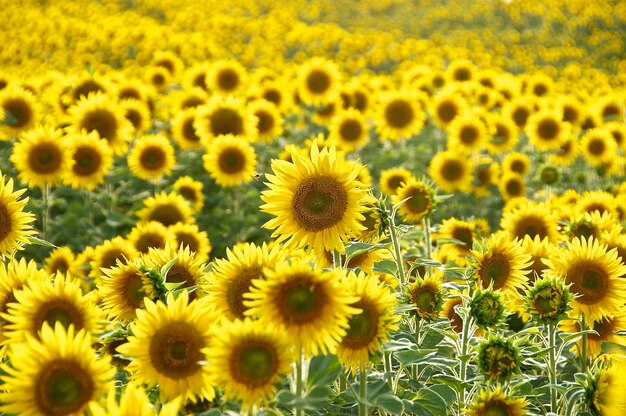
[359,362,368,416]
[41,184,52,241]
[386,202,406,286]
[294,349,305,416]
[459,309,473,411]
[547,322,558,413]
[580,316,588,373]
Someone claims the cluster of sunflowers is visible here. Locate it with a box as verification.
[1,0,626,415]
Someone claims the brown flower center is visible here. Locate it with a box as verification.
[385,99,414,129]
[149,322,204,379]
[35,359,95,416]
[292,176,348,231]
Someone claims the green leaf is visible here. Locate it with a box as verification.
[559,329,597,343]
[26,235,57,248]
[394,349,438,366]
[345,241,387,259]
[403,387,448,416]
[429,384,456,404]
[161,257,179,279]
[307,354,342,389]
[371,393,404,414]
[601,341,626,355]
[374,259,398,276]
[409,257,444,268]
[429,375,468,393]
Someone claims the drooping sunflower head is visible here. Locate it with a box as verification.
[173,175,204,212]
[0,323,114,416]
[0,85,38,135]
[428,150,474,193]
[207,60,247,96]
[0,171,36,256]
[469,287,507,329]
[117,291,216,403]
[244,259,360,357]
[470,233,532,301]
[63,130,114,191]
[543,236,626,321]
[375,90,425,141]
[10,127,71,188]
[68,92,132,156]
[406,273,445,321]
[464,385,529,416]
[297,57,341,106]
[194,97,257,143]
[205,318,293,409]
[355,194,385,243]
[338,270,400,373]
[524,276,573,324]
[476,334,522,382]
[202,135,257,187]
[2,273,104,345]
[393,177,436,224]
[136,191,194,227]
[261,140,368,254]
[99,259,156,322]
[205,242,284,322]
[128,134,176,182]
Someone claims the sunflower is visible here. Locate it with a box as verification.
[589,357,626,416]
[526,110,570,151]
[297,57,341,106]
[127,221,169,254]
[90,236,139,280]
[375,90,424,141]
[143,244,208,300]
[605,121,626,150]
[471,233,532,302]
[465,386,530,416]
[473,158,500,198]
[127,134,176,182]
[63,131,113,190]
[255,80,291,113]
[549,135,579,166]
[502,151,530,176]
[145,66,171,92]
[205,242,283,321]
[406,273,445,321]
[99,260,156,322]
[207,60,247,96]
[393,177,436,223]
[2,273,104,345]
[169,222,212,262]
[476,334,522,382]
[120,98,152,133]
[173,176,204,212]
[525,276,572,324]
[565,211,618,242]
[581,128,618,167]
[498,172,526,201]
[429,89,467,128]
[69,92,132,156]
[500,201,560,242]
[0,259,46,345]
[434,217,477,259]
[446,111,488,153]
[202,135,257,187]
[261,140,367,254]
[136,192,194,227]
[0,85,38,135]
[0,324,113,416]
[379,166,413,197]
[10,127,71,188]
[318,247,391,275]
[0,171,35,256]
[244,260,359,357]
[248,99,283,143]
[428,150,474,192]
[441,293,464,332]
[338,271,399,373]
[576,190,618,217]
[504,96,535,130]
[194,97,257,143]
[205,318,293,410]
[329,108,369,151]
[117,291,216,403]
[90,383,181,416]
[44,246,77,277]
[446,59,475,83]
[470,287,507,329]
[562,312,626,358]
[171,108,203,150]
[544,237,626,321]
[152,50,183,76]
[520,235,554,282]
[593,95,624,123]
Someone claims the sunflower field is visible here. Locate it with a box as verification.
[1,0,626,415]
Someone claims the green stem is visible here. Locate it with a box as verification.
[459,314,472,410]
[548,323,558,413]
[580,316,588,373]
[42,184,51,241]
[422,217,432,261]
[389,220,405,286]
[359,362,368,416]
[332,250,342,269]
[295,350,304,416]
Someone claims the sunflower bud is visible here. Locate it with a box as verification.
[476,334,522,382]
[469,287,507,329]
[524,276,572,324]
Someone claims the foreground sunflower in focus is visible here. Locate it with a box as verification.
[260,139,368,254]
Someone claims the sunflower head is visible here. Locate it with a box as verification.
[469,287,507,329]
[476,334,522,382]
[393,177,437,224]
[524,276,573,324]
[429,150,474,193]
[0,171,36,256]
[202,135,257,187]
[128,134,176,182]
[379,166,414,197]
[297,58,341,106]
[464,386,529,416]
[406,274,445,321]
